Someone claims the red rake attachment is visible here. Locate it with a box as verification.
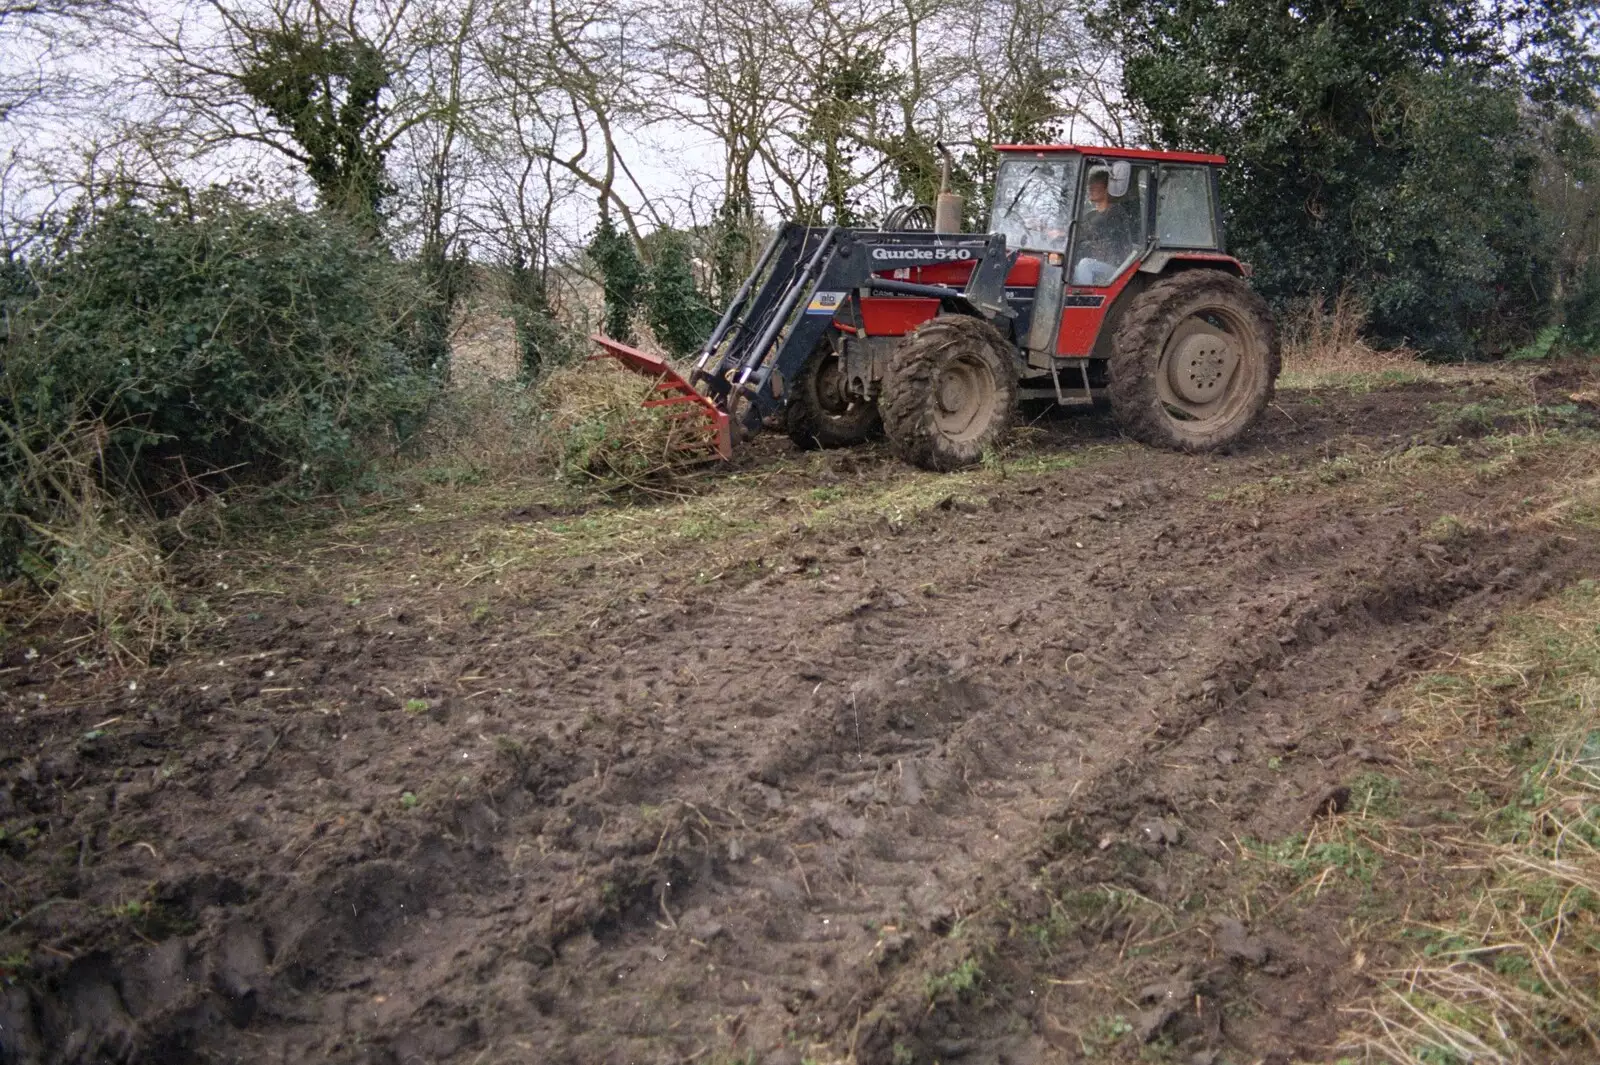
[589,334,733,462]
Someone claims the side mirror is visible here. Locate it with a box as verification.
[1108,160,1131,198]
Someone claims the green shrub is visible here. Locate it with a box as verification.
[1,186,441,579]
[1096,0,1577,358]
[505,258,584,379]
[1562,258,1600,354]
[644,228,718,358]
[587,215,644,344]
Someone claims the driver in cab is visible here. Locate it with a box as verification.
[1072,167,1137,286]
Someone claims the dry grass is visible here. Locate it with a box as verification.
[1342,582,1600,1064]
[1278,291,1436,391]
[0,421,191,662]
[449,308,520,384]
[407,378,551,487]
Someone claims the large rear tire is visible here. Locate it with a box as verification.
[881,315,1017,471]
[1108,270,1279,451]
[786,339,881,450]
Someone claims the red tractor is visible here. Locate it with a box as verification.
[594,143,1279,470]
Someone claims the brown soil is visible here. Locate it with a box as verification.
[3,371,1598,1064]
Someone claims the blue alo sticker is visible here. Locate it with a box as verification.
[806,291,845,315]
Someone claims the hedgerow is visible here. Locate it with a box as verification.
[1,186,443,643]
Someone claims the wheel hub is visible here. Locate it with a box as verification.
[816,358,852,414]
[938,376,969,413]
[1167,330,1238,405]
[931,356,998,441]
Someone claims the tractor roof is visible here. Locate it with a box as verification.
[993,144,1227,166]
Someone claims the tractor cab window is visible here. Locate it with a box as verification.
[1156,167,1217,248]
[991,156,1081,253]
[1069,160,1150,287]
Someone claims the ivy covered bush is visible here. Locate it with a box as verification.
[1,187,442,576]
[1563,259,1600,353]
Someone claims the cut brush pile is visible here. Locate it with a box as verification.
[534,355,716,485]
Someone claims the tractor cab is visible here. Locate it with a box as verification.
[989,145,1235,361]
[990,145,1228,268]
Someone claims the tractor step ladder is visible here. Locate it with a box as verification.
[589,334,733,461]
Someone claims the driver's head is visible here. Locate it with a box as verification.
[1087,168,1111,207]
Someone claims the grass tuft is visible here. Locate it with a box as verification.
[0,422,193,662]
[1278,291,1434,391]
[925,956,984,1001]
[1344,580,1600,1064]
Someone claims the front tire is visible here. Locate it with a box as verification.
[1108,270,1279,451]
[786,339,881,450]
[881,315,1017,471]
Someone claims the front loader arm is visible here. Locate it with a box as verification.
[590,223,1015,452]
[694,226,1015,435]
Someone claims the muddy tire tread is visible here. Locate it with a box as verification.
[880,315,1017,471]
[1108,269,1280,451]
[786,341,882,450]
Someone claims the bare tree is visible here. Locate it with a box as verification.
[2,0,1147,298]
[388,0,480,312]
[0,0,129,126]
[645,0,796,218]
[475,0,664,244]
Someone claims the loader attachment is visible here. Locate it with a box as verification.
[588,334,733,462]
[589,222,1013,452]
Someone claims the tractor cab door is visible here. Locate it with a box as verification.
[990,154,1080,360]
[1056,159,1154,356]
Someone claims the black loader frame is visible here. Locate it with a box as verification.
[690,224,1017,440]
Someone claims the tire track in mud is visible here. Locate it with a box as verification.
[457,466,1584,1063]
[829,518,1588,1064]
[3,385,1596,1064]
[480,483,1577,1064]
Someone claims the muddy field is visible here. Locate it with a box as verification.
[3,369,1599,1064]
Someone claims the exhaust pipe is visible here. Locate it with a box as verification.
[934,142,963,234]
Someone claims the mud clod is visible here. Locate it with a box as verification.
[1215,917,1270,966]
[679,906,726,942]
[1139,817,1184,847]
[1311,785,1353,819]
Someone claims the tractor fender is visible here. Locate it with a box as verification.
[1137,250,1248,278]
[1090,272,1153,362]
[1095,255,1247,361]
